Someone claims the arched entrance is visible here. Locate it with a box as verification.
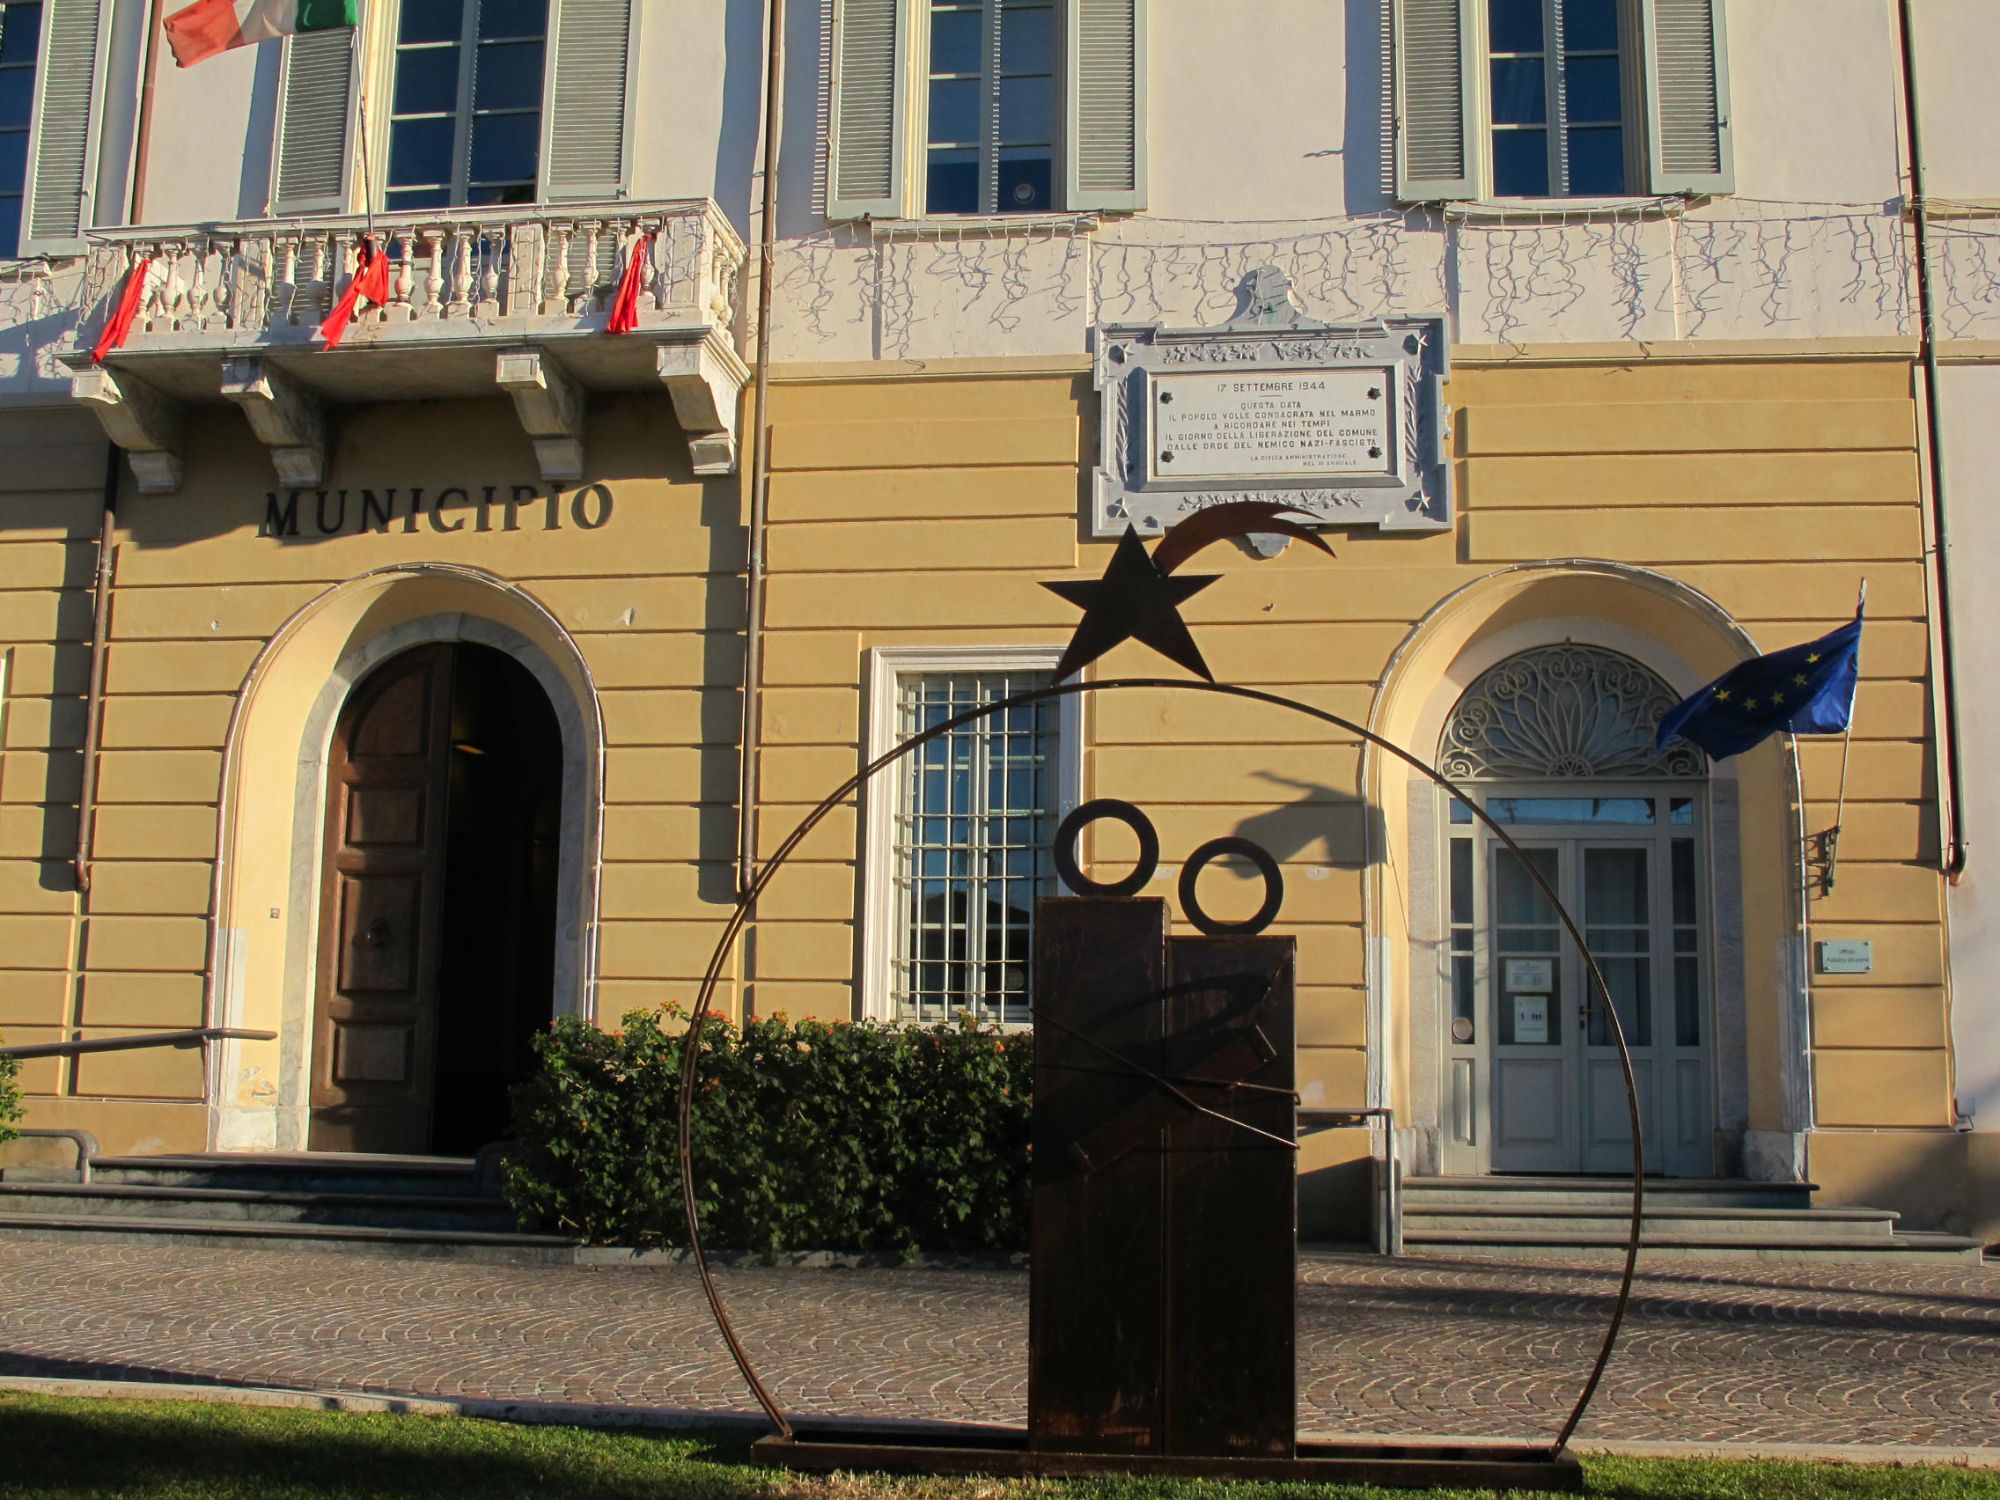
[1435,644,1714,1177]
[308,642,563,1155]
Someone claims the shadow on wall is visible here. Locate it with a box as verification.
[1341,0,1396,216]
[1231,772,1385,871]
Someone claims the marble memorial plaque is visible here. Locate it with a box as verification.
[1151,369,1397,482]
[1090,267,1451,539]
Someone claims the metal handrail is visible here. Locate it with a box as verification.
[0,1027,276,1061]
[1298,1105,1401,1256]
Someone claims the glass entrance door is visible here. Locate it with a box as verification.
[1446,791,1713,1178]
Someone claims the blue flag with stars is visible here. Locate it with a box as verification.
[1652,610,1863,761]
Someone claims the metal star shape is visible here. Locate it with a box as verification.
[1042,527,1219,681]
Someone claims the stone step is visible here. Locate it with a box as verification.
[87,1153,493,1200]
[1403,1176,1814,1210]
[0,1181,519,1233]
[1405,1203,1900,1240]
[1401,1227,1988,1265]
[0,1212,578,1264]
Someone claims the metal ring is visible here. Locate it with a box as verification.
[1052,798,1159,897]
[1178,835,1284,935]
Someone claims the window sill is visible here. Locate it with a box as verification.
[857,211,1107,239]
[1440,195,1698,222]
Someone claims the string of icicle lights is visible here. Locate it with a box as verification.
[769,199,2000,357]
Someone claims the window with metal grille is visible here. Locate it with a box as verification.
[889,670,1055,1026]
[387,0,547,210]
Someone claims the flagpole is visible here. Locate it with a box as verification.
[351,26,376,238]
[1822,577,1868,894]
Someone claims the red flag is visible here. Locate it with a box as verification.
[318,238,391,349]
[605,232,653,335]
[91,256,154,363]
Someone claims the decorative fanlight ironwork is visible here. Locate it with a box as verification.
[1441,644,1704,781]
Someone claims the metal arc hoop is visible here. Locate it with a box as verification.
[676,677,1643,1455]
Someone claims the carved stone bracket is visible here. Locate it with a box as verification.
[495,346,585,483]
[70,364,185,494]
[222,356,328,487]
[655,328,748,477]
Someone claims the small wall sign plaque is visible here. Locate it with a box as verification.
[1816,939,1874,975]
[1512,995,1550,1045]
[1091,266,1450,539]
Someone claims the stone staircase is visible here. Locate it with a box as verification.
[0,1152,576,1262]
[1401,1176,1988,1263]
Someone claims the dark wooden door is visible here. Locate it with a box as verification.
[308,645,455,1153]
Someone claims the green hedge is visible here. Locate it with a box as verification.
[0,1037,21,1148]
[503,1007,1032,1254]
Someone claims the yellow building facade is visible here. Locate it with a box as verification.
[0,338,1980,1239]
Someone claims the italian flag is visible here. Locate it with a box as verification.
[163,0,357,68]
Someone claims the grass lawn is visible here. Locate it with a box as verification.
[0,1392,1995,1500]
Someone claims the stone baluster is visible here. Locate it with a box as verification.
[479,227,501,315]
[187,247,211,331]
[423,230,444,319]
[641,224,662,313]
[214,238,235,330]
[393,236,415,315]
[278,235,299,325]
[450,230,474,316]
[573,222,600,314]
[546,227,571,315]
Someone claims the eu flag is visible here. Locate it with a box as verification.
[1652,611,1863,761]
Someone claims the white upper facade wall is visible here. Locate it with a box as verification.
[1,0,1995,388]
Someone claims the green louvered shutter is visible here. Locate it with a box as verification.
[827,0,905,220]
[1641,0,1733,195]
[1393,0,1476,203]
[19,0,111,255]
[270,28,354,214]
[1064,0,1144,212]
[542,0,635,200]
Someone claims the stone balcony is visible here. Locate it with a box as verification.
[65,199,749,493]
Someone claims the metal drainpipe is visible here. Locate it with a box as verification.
[128,0,164,222]
[73,446,118,898]
[736,0,784,899]
[1896,0,1969,881]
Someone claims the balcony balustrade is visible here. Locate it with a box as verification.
[64,199,749,492]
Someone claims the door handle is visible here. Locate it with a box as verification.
[360,918,391,949]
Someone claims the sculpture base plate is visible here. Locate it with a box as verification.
[751,1422,1584,1492]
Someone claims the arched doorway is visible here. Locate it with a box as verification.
[307,642,563,1156]
[1435,644,1714,1178]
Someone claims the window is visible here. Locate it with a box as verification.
[863,650,1080,1025]
[0,0,111,257]
[387,0,547,210]
[0,3,38,255]
[271,0,634,216]
[924,0,1057,214]
[829,0,1144,220]
[1393,0,1732,203]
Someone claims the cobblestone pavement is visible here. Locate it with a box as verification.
[0,1241,1994,1448]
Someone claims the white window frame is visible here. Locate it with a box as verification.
[859,645,1083,1025]
[381,0,552,210]
[1479,0,1640,200]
